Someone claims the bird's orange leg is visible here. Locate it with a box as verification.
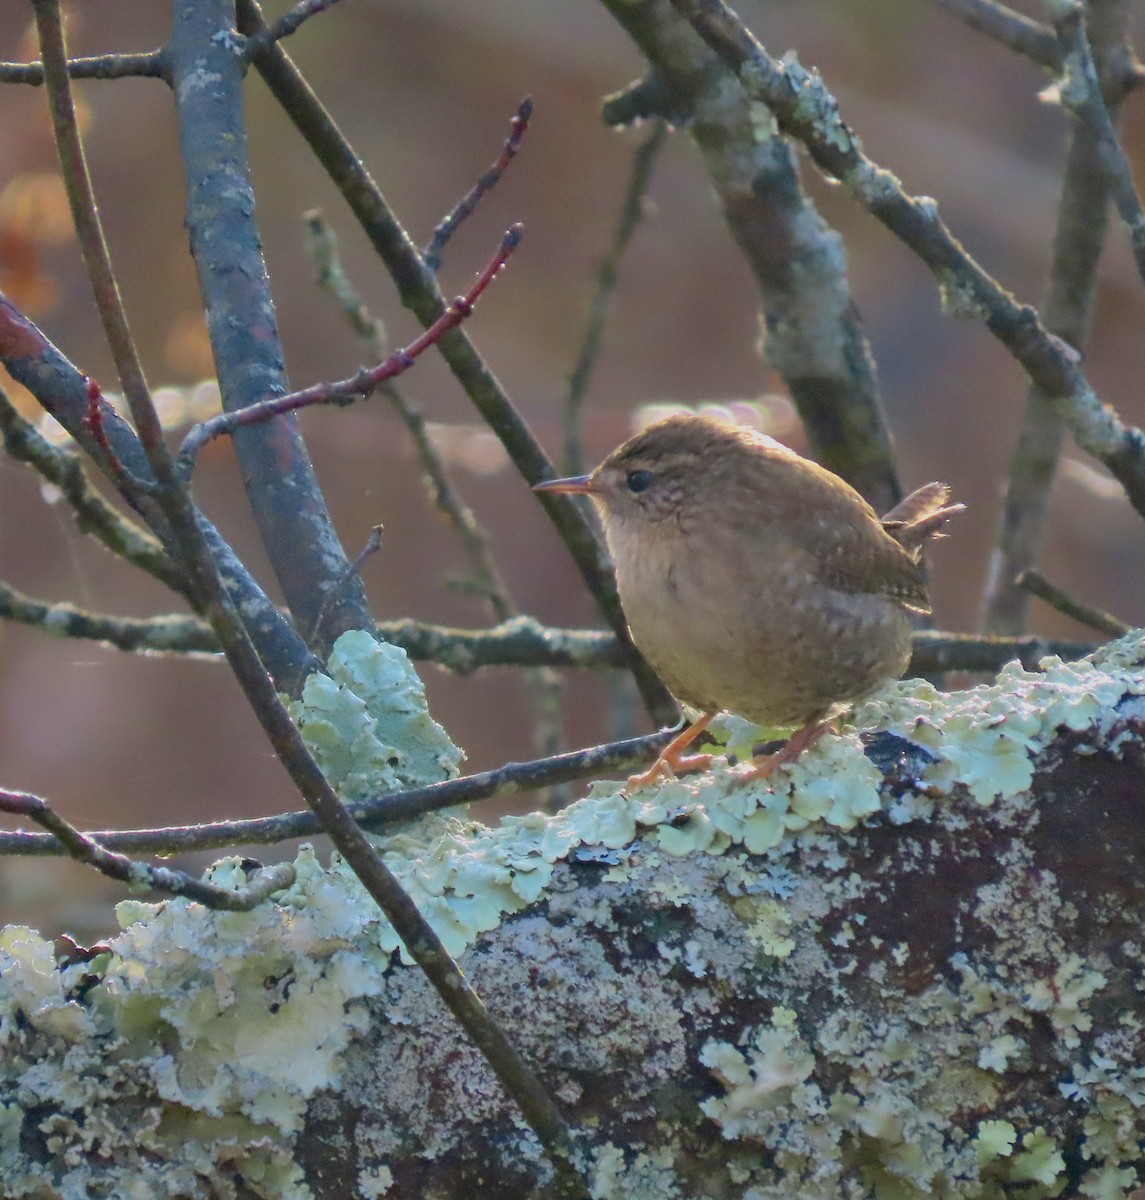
[739,717,834,783]
[625,711,717,792]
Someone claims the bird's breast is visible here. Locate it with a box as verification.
[606,518,912,726]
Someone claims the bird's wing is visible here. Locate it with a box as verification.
[777,462,933,611]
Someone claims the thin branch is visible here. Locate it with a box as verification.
[666,0,1145,520]
[908,629,1095,674]
[0,590,1096,679]
[983,0,1129,635]
[235,0,677,727]
[179,225,523,469]
[0,788,294,909]
[1016,569,1130,638]
[424,97,533,271]
[241,0,343,58]
[32,0,169,477]
[934,0,1060,69]
[564,119,667,475]
[1053,5,1145,290]
[0,50,167,85]
[0,731,678,859]
[0,581,217,654]
[0,386,183,591]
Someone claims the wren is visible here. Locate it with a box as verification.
[535,413,962,789]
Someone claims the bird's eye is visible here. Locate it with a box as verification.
[626,469,654,494]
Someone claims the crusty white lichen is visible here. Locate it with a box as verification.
[2,633,1144,1197]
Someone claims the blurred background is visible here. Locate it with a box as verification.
[2,0,1144,935]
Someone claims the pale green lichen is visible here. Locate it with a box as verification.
[1011,1129,1067,1185]
[287,629,463,801]
[975,1119,1017,1162]
[935,269,991,321]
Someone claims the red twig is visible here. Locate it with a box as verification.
[178,224,523,470]
[423,99,532,270]
[82,376,151,496]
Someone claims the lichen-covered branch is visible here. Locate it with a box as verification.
[0,582,217,654]
[0,591,1096,678]
[668,0,1145,520]
[4,635,1143,1197]
[240,0,344,58]
[983,0,1131,634]
[1053,5,1145,288]
[0,788,294,910]
[599,0,903,514]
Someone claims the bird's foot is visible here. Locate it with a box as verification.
[625,750,715,792]
[737,718,834,784]
[624,712,716,792]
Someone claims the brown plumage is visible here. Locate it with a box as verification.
[536,413,963,788]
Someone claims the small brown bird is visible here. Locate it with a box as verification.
[535,413,962,789]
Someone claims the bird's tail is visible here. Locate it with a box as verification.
[881,482,965,558]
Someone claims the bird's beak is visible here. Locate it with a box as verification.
[533,474,601,496]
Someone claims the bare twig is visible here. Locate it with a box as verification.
[424,97,533,271]
[306,212,516,616]
[241,0,343,57]
[309,523,385,644]
[934,0,1060,68]
[236,0,677,727]
[179,226,523,469]
[0,50,167,85]
[82,376,157,499]
[32,0,168,475]
[1016,569,1130,638]
[666,0,1145,520]
[564,119,667,474]
[0,730,678,859]
[983,0,1130,635]
[0,788,295,909]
